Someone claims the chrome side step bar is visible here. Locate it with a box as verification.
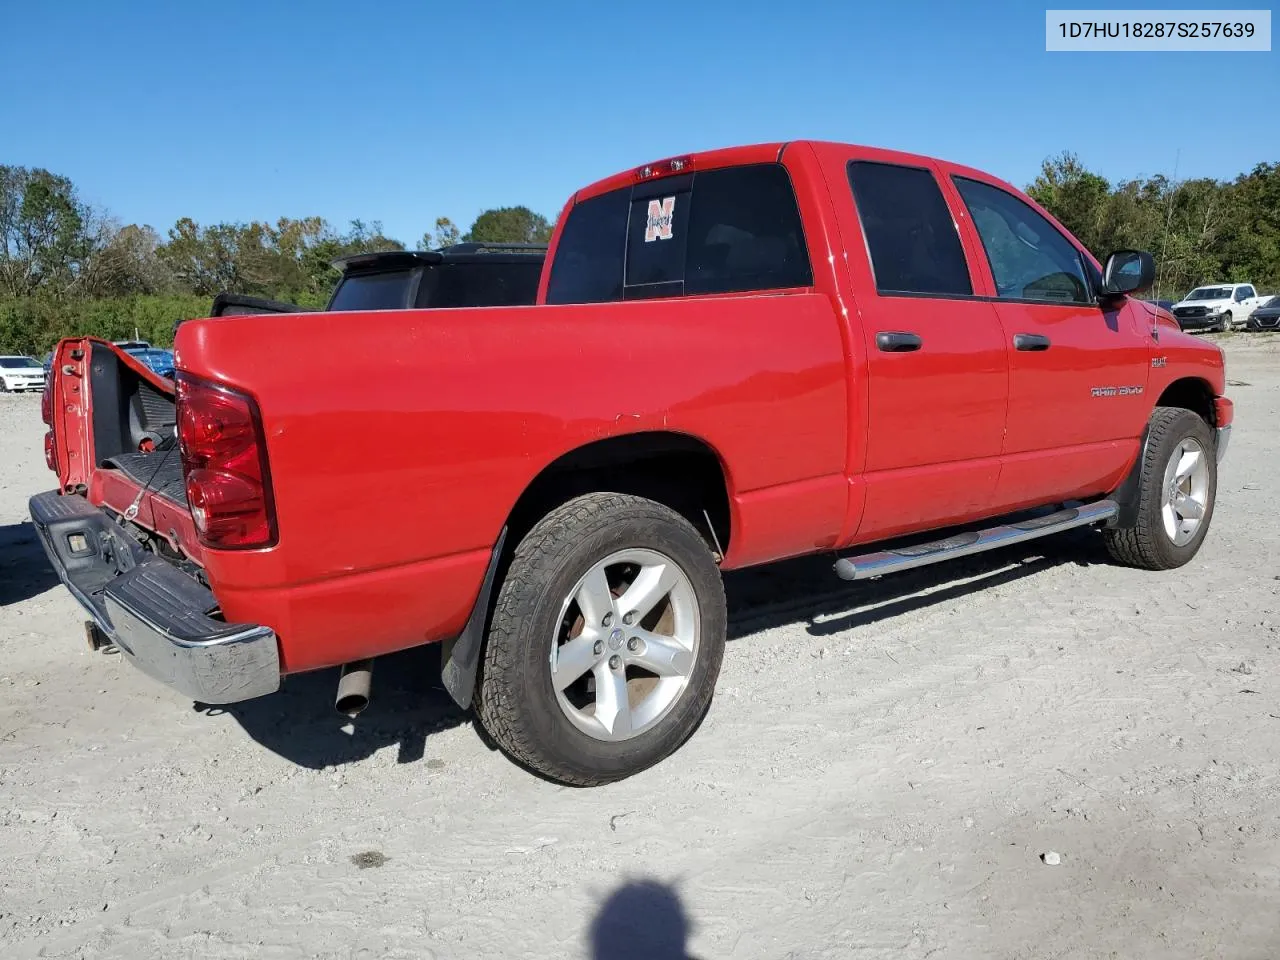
[834,499,1118,581]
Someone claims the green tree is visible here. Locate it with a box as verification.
[1026,153,1113,254]
[81,223,173,297]
[463,206,553,244]
[422,216,461,250]
[0,166,94,298]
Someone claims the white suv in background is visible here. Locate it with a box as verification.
[1171,283,1266,332]
[0,356,48,393]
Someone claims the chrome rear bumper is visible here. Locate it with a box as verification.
[28,490,280,704]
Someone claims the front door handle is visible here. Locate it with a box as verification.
[1013,333,1051,351]
[876,331,923,353]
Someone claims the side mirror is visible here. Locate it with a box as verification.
[1100,249,1155,298]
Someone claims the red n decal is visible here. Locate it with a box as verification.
[644,197,675,242]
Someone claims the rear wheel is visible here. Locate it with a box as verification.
[1104,407,1216,570]
[476,492,726,785]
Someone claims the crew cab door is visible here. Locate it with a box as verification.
[946,173,1150,510]
[826,153,1009,542]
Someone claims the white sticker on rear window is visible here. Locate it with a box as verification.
[644,197,675,242]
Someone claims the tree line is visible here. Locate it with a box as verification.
[2,154,1276,355]
[0,164,554,354]
[1027,153,1278,300]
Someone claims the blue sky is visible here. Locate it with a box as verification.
[3,0,1276,245]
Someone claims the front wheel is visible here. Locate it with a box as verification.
[1104,407,1217,570]
[476,492,727,785]
[1219,311,1233,332]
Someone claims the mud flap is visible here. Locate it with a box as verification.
[1109,422,1153,529]
[440,528,507,709]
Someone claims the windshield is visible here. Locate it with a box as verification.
[0,357,42,369]
[1185,287,1232,301]
[1263,296,1280,308]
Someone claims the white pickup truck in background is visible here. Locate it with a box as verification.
[1171,282,1267,332]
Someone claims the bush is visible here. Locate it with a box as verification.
[0,294,213,355]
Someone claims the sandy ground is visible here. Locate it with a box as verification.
[1,335,1278,960]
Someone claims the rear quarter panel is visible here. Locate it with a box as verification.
[175,296,847,669]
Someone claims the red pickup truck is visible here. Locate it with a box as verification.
[31,141,1232,785]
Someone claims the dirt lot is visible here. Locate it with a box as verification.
[2,335,1278,960]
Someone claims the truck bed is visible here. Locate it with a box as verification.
[103,450,187,507]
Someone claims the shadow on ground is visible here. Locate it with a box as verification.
[589,880,700,960]
[196,643,468,769]
[724,525,1108,640]
[0,521,60,607]
[206,526,1112,770]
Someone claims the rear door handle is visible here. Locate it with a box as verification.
[876,331,923,353]
[1013,333,1051,352]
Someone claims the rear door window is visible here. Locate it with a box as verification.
[846,161,972,297]
[684,164,811,295]
[546,163,811,304]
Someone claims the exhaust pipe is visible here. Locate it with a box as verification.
[335,659,373,718]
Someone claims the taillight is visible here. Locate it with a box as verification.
[176,373,277,549]
[43,432,57,472]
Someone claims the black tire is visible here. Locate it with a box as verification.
[476,492,726,786]
[1219,311,1232,332]
[1104,406,1217,570]
[0,380,8,393]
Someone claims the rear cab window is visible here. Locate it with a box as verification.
[546,163,812,304]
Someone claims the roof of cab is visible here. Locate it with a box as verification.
[569,139,1009,204]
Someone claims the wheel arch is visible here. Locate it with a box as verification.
[502,431,735,559]
[1156,377,1217,426]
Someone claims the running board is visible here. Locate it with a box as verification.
[833,499,1117,581]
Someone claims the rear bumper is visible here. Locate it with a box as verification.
[28,490,280,704]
